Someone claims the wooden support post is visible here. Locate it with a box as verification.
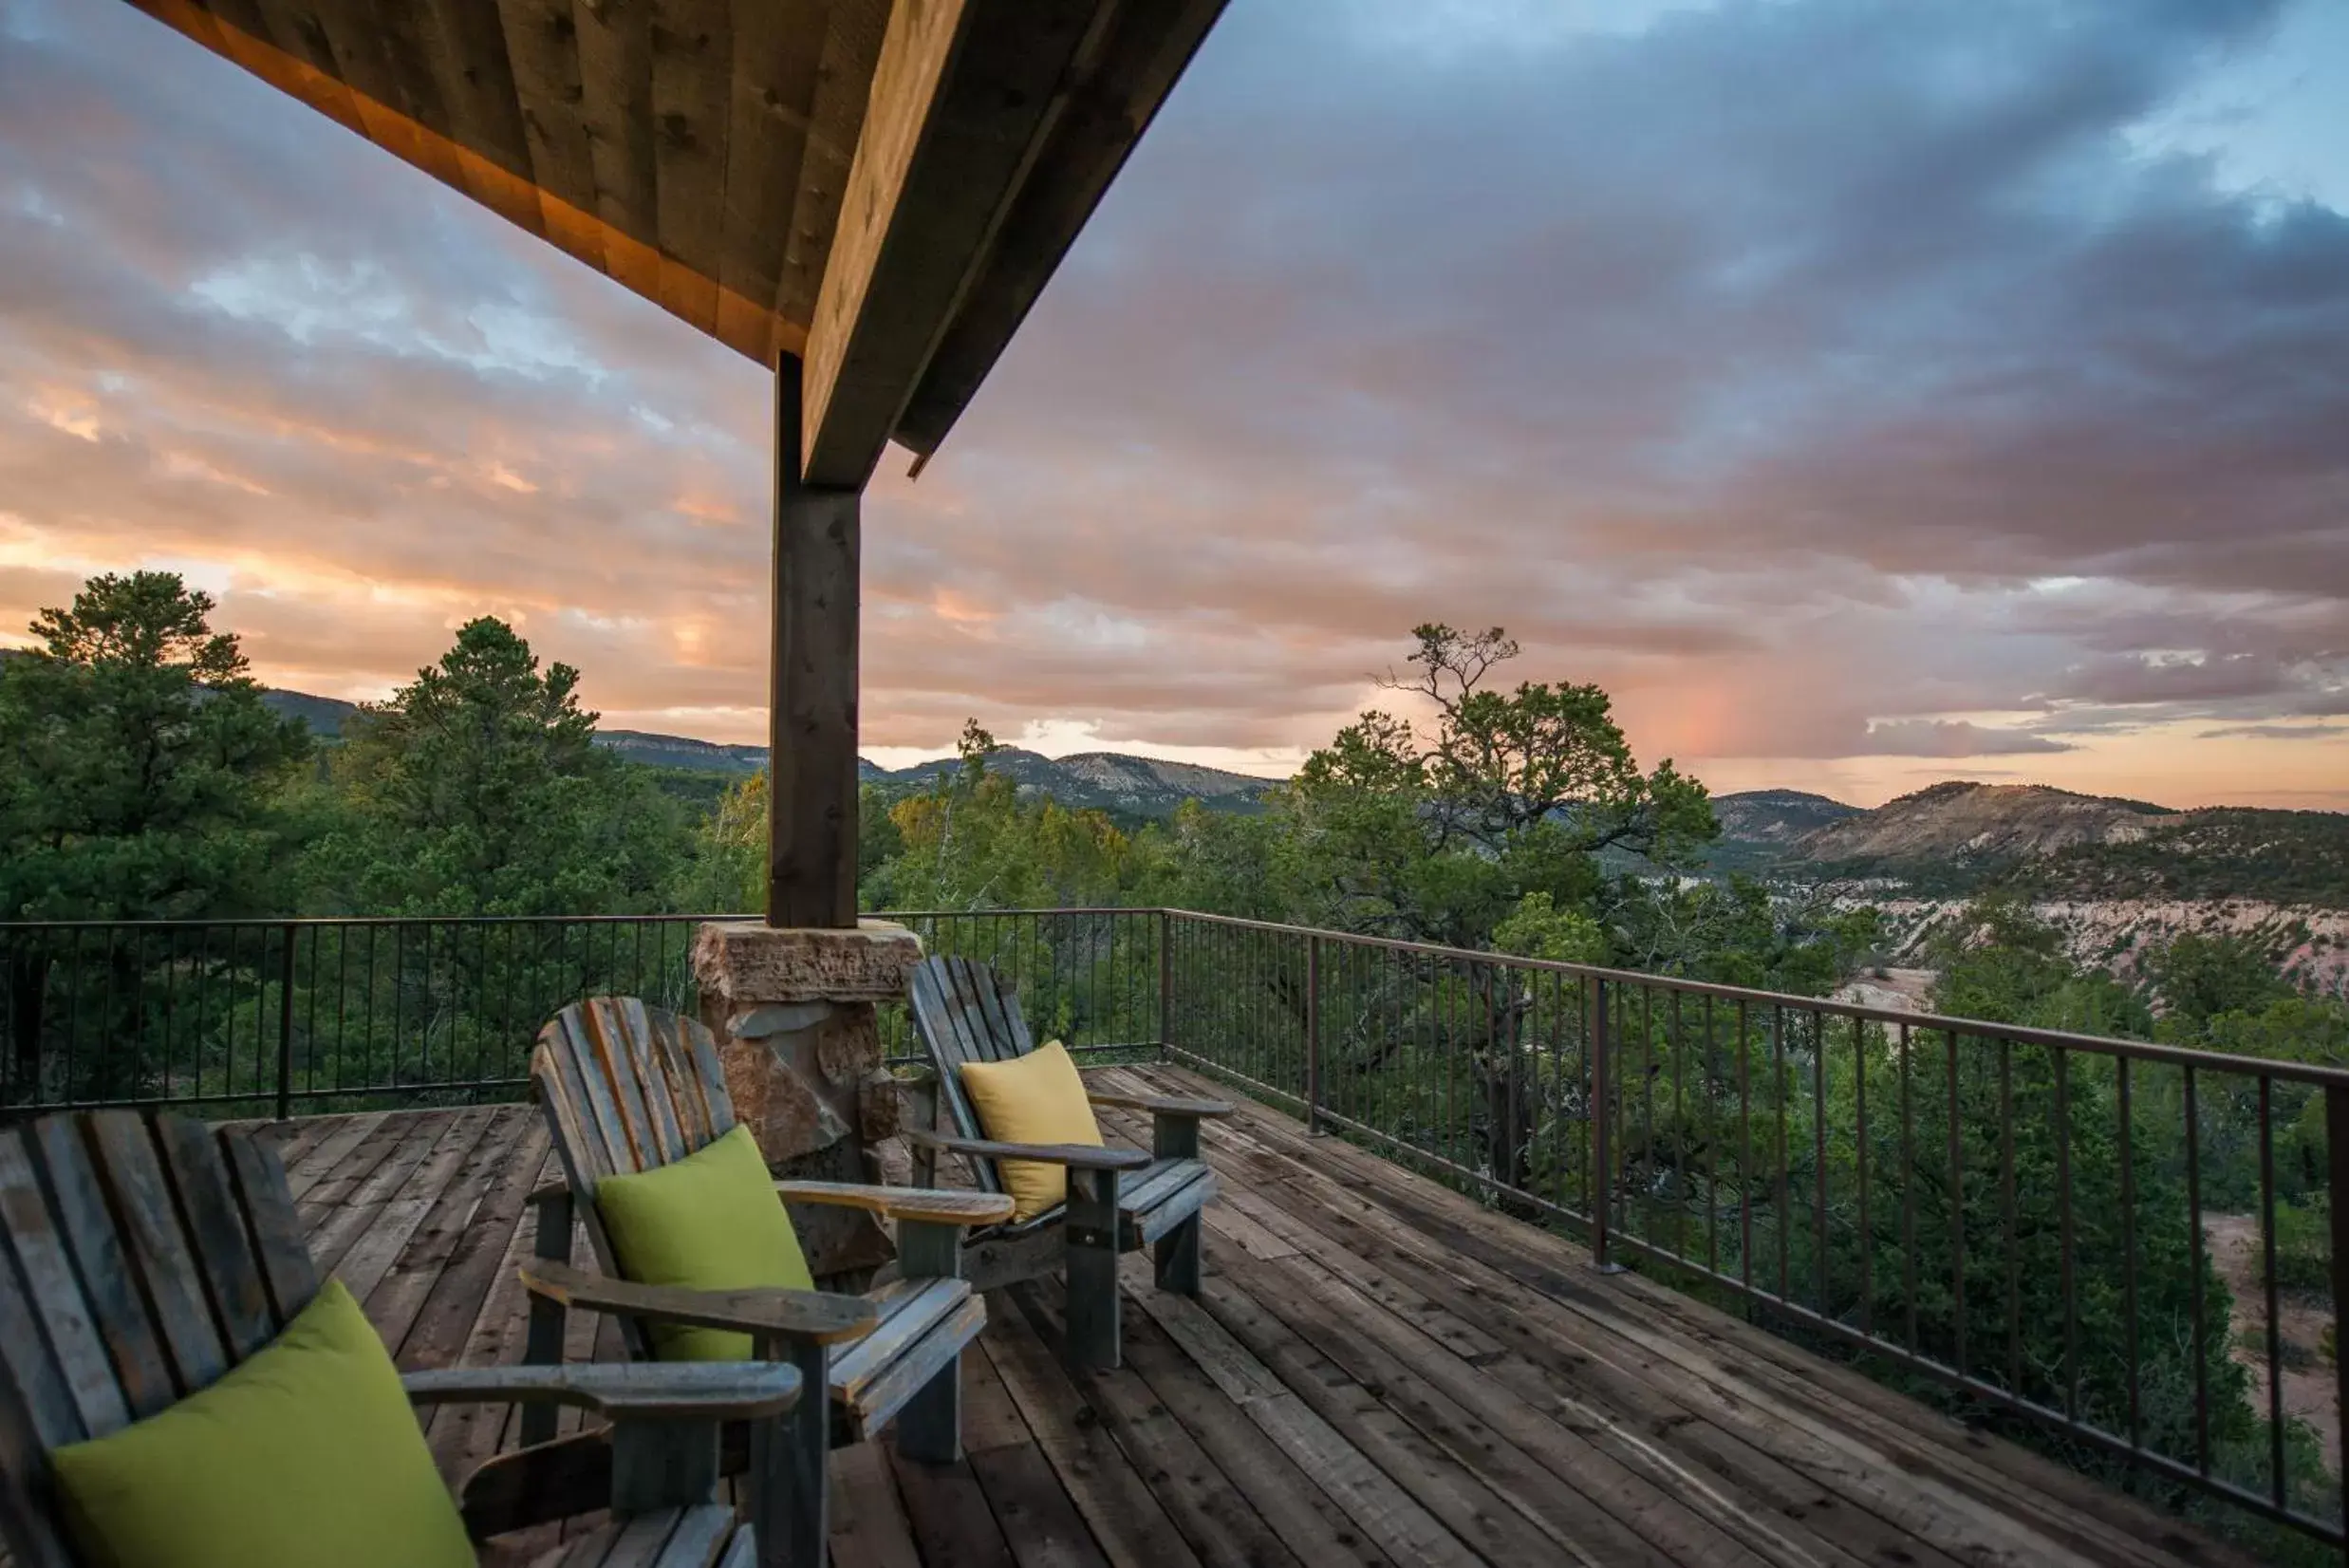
[894,1219,963,1464]
[519,1185,572,1447]
[1151,1112,1203,1296]
[753,1335,830,1568]
[1064,1167,1123,1370]
[608,1417,722,1516]
[768,354,862,929]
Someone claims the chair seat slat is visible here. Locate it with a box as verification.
[1128,1170,1217,1247]
[1116,1156,1206,1217]
[828,1278,971,1405]
[835,1294,985,1443]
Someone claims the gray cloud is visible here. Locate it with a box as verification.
[2198,722,2349,740]
[1851,721,2077,758]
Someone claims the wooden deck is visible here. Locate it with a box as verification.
[269,1065,2254,1568]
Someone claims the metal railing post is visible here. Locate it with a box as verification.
[1304,934,1324,1135]
[273,921,297,1120]
[1591,976,1623,1274]
[1158,908,1174,1062]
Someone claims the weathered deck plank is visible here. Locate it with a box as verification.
[256,1070,2256,1568]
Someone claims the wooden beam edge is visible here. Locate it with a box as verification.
[119,1,806,364]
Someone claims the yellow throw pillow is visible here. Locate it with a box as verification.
[959,1039,1104,1223]
[594,1122,815,1362]
[50,1278,474,1568]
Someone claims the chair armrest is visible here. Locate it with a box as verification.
[520,1259,877,1346]
[1086,1090,1236,1119]
[902,1125,1152,1172]
[403,1361,801,1422]
[773,1180,1014,1226]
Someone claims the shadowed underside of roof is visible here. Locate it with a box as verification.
[122,0,1225,485]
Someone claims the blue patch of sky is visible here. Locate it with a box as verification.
[189,251,612,386]
[2127,0,2349,215]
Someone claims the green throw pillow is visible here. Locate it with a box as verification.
[595,1121,814,1361]
[50,1277,473,1568]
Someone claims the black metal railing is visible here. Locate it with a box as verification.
[0,909,1164,1116]
[1161,909,2349,1555]
[5,904,2340,1548]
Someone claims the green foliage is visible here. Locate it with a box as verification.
[1613,876,1881,994]
[873,724,1145,912]
[1926,898,2153,1039]
[636,764,740,816]
[1279,625,1717,951]
[1138,800,1292,922]
[300,619,689,917]
[2148,931,2297,1031]
[1492,891,1608,965]
[0,571,308,921]
[2009,811,2349,909]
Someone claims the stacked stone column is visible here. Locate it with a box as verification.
[690,919,923,1280]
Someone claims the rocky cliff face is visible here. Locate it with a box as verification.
[1846,896,2349,1001]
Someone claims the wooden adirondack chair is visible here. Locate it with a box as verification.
[904,955,1234,1370]
[0,1109,812,1568]
[524,998,1015,1568]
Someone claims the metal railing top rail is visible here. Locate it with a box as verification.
[1163,906,2349,1090]
[8,903,2340,1086]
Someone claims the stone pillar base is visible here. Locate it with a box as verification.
[692,919,923,1282]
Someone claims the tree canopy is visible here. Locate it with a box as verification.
[302,617,687,916]
[1281,624,1718,950]
[0,571,307,921]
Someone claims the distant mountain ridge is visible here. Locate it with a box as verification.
[596,730,769,773]
[1792,781,2177,872]
[1698,790,1863,872]
[857,747,1277,816]
[245,683,1276,818]
[1776,781,2349,907]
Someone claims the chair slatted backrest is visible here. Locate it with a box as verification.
[531,998,743,1359]
[0,1111,321,1568]
[906,957,1046,1199]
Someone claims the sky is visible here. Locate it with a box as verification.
[2,0,2347,810]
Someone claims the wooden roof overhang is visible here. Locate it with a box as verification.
[125,0,1226,488]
